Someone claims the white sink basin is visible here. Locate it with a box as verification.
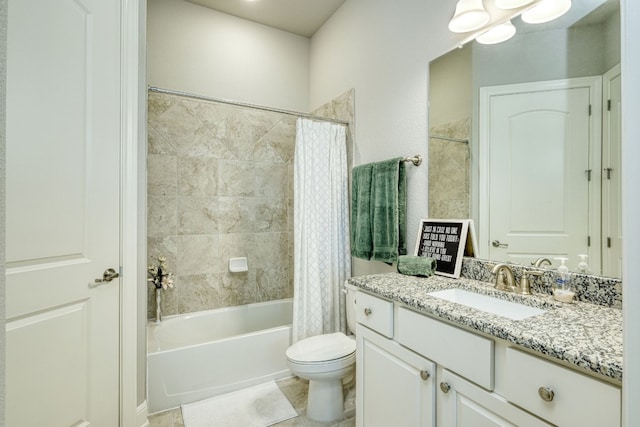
[428,288,546,321]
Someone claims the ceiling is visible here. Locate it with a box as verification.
[185,0,346,38]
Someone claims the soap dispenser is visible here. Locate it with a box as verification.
[553,257,575,303]
[577,254,591,274]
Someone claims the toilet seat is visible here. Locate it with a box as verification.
[286,332,356,365]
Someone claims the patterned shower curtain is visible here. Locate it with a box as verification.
[292,118,351,343]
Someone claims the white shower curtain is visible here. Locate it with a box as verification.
[292,118,351,343]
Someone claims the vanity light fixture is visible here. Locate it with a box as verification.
[448,0,491,33]
[450,0,572,46]
[521,0,572,24]
[476,20,516,44]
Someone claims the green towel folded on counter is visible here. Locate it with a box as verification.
[397,255,437,277]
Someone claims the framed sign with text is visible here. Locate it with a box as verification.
[414,219,478,278]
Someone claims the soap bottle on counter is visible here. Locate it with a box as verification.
[577,254,591,274]
[553,257,575,303]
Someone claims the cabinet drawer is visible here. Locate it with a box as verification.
[356,292,394,338]
[504,347,621,427]
[396,307,494,390]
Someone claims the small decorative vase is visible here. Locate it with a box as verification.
[156,288,162,322]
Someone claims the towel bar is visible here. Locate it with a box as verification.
[403,155,422,166]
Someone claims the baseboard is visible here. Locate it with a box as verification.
[137,401,149,427]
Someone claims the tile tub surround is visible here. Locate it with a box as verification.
[428,118,471,220]
[147,89,355,319]
[347,272,623,383]
[147,91,296,318]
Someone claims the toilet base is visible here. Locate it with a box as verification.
[306,378,345,423]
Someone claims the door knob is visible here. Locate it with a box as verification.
[95,268,120,283]
[492,240,508,248]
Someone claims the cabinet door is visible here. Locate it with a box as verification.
[438,369,551,427]
[357,325,436,427]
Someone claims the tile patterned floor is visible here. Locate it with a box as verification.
[148,377,356,427]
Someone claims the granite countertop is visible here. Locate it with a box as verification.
[347,272,623,384]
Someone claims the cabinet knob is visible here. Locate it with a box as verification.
[420,370,430,381]
[440,382,451,393]
[364,308,372,316]
[538,386,555,402]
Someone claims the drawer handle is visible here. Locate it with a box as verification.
[538,387,555,402]
[420,370,430,381]
[440,382,451,393]
[364,308,372,316]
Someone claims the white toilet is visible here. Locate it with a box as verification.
[285,283,358,422]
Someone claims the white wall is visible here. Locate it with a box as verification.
[309,0,463,276]
[147,0,310,112]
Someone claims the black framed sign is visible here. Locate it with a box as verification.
[414,219,477,278]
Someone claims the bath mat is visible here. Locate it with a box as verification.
[181,381,298,427]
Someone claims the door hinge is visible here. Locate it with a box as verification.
[605,167,613,180]
[585,169,592,181]
[607,237,612,248]
[588,236,591,247]
[608,99,612,111]
[588,104,592,116]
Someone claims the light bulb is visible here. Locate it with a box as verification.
[522,0,572,24]
[495,0,535,9]
[476,20,517,44]
[448,0,491,33]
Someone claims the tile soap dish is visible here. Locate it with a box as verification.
[229,257,248,273]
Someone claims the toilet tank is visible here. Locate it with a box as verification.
[344,283,358,334]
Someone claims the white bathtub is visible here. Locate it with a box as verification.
[147,299,293,414]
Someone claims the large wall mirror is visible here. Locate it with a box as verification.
[428,0,621,278]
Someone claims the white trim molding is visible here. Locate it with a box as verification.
[137,401,150,427]
[120,0,145,425]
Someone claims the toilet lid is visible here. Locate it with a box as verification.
[286,332,356,363]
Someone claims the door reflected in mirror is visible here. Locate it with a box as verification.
[428,0,621,277]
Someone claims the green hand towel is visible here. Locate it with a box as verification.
[351,163,374,259]
[371,158,407,263]
[397,255,437,277]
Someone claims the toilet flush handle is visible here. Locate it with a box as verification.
[364,308,372,316]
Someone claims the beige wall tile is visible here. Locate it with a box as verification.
[177,157,218,196]
[177,197,218,235]
[177,234,221,275]
[255,163,288,198]
[218,160,255,196]
[218,197,255,234]
[148,196,177,237]
[148,154,177,196]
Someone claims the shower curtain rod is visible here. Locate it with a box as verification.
[148,86,350,126]
[429,134,469,144]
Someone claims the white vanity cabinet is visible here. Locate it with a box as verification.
[355,291,436,427]
[354,290,622,427]
[437,369,552,427]
[357,325,436,427]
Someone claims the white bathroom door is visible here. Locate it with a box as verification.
[480,77,601,268]
[5,0,122,425]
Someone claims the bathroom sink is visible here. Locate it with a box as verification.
[427,288,546,321]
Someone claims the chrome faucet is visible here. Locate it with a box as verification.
[491,263,516,292]
[532,257,552,268]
